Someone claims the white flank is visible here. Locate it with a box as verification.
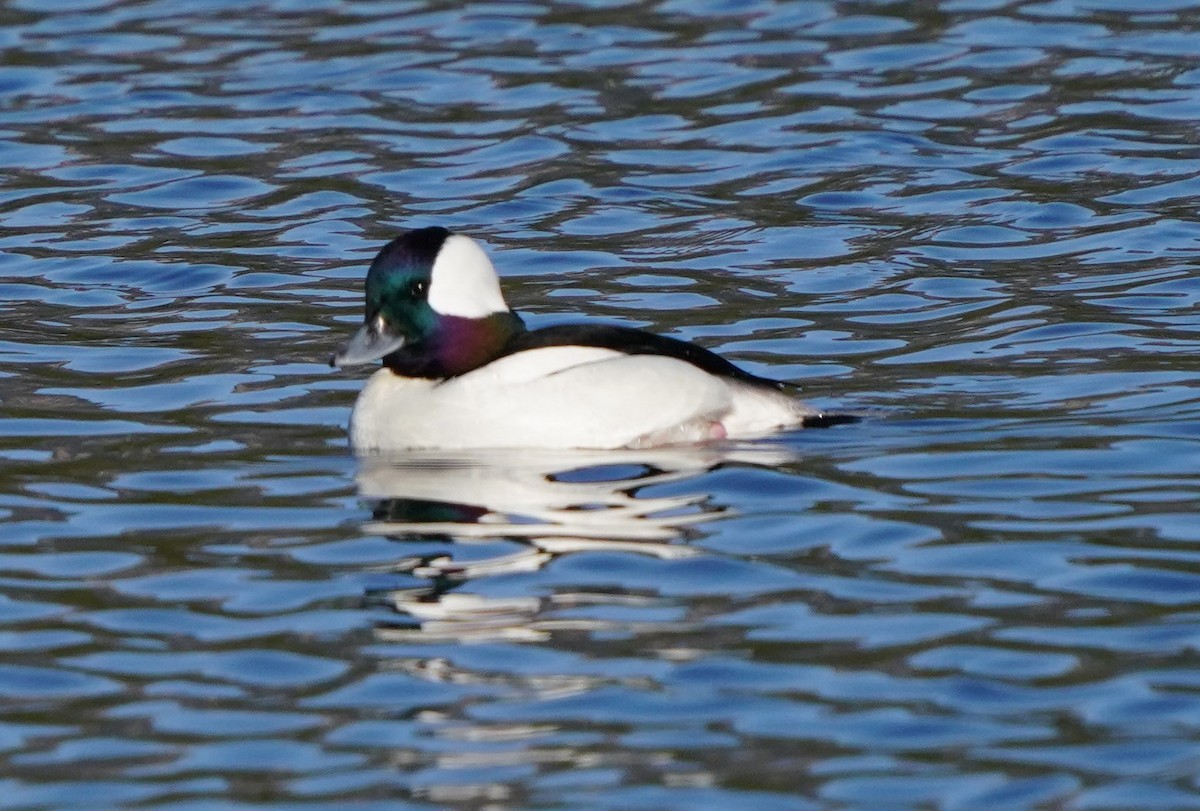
[722,380,818,436]
[349,347,812,451]
[465,345,624,384]
[427,234,509,318]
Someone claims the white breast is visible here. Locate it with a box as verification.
[348,347,813,451]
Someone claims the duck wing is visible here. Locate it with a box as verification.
[495,324,786,391]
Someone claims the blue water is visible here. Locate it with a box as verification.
[3,1,1200,808]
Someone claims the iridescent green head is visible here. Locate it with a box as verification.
[332,227,523,377]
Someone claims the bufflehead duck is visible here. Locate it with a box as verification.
[332,227,854,451]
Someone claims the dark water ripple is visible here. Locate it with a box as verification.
[3,0,1200,808]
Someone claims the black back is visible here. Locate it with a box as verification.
[496,323,787,392]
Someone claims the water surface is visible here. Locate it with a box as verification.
[3,1,1200,808]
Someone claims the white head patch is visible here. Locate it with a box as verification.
[427,235,510,318]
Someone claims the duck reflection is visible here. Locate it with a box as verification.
[357,445,795,642]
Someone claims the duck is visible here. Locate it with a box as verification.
[331,226,855,451]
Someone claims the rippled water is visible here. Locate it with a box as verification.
[3,0,1200,808]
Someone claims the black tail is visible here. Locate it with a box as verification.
[801,413,860,429]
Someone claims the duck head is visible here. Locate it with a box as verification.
[332,227,524,377]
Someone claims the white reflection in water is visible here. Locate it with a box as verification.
[356,444,797,642]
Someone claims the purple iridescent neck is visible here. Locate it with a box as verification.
[383,311,524,379]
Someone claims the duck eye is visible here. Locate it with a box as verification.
[408,279,428,299]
